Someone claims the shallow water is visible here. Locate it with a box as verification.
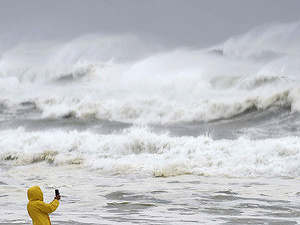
[1,163,299,224]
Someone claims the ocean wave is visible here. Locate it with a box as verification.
[35,91,292,123]
[0,84,294,124]
[221,22,300,60]
[0,23,299,124]
[0,127,299,178]
[0,34,155,83]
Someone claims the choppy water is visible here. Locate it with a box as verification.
[1,164,299,225]
[0,22,300,224]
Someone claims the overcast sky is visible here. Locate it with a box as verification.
[0,0,300,47]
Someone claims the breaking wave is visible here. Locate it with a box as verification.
[0,22,300,125]
[0,127,299,178]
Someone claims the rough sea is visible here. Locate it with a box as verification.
[0,22,300,224]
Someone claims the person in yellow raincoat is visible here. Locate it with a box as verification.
[27,186,60,225]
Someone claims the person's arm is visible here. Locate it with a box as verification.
[36,199,59,214]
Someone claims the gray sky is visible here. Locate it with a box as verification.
[0,0,300,47]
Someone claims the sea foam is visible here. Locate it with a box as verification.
[0,127,299,178]
[0,23,300,124]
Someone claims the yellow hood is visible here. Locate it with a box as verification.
[27,186,44,201]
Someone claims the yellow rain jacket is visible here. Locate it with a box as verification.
[27,186,59,225]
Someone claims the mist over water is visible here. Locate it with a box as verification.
[0,22,300,125]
